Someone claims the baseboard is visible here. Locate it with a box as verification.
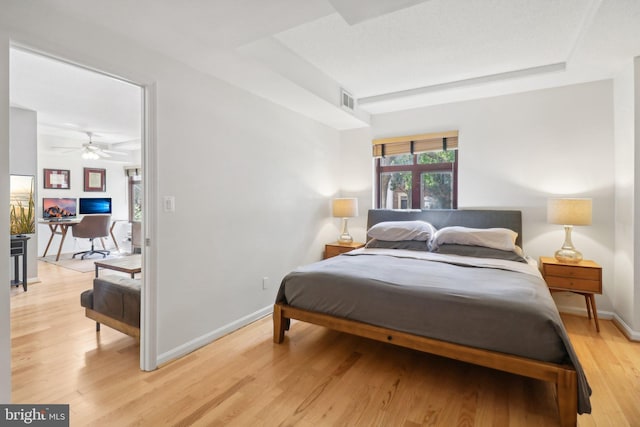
[557,305,640,342]
[612,314,640,341]
[156,303,640,365]
[156,305,273,366]
[556,304,614,319]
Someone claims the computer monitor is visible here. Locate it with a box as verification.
[43,197,77,219]
[79,197,112,215]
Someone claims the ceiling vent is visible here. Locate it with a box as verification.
[340,88,355,112]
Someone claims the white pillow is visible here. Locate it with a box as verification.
[368,220,436,242]
[431,226,518,252]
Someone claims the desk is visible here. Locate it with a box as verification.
[41,218,122,261]
[94,254,142,278]
[10,235,30,291]
[109,219,129,252]
[40,219,80,261]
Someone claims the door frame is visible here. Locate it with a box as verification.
[140,82,157,371]
[8,44,158,371]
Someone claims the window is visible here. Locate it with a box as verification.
[125,167,142,222]
[374,131,458,210]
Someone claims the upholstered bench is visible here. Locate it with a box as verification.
[80,274,141,340]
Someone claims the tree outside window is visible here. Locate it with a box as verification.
[376,150,457,210]
[128,175,142,222]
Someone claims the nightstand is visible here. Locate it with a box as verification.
[539,256,602,332]
[324,242,365,259]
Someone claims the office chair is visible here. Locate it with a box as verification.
[72,214,111,259]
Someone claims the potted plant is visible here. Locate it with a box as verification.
[10,175,35,236]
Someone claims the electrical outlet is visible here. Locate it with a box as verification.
[262,277,270,290]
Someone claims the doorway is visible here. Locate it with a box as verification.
[8,47,149,370]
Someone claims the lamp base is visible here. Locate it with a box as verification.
[338,233,353,244]
[554,248,583,263]
[554,225,583,263]
[337,217,353,244]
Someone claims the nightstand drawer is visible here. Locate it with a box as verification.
[539,256,602,331]
[325,245,352,258]
[324,242,365,259]
[543,264,600,280]
[545,276,601,293]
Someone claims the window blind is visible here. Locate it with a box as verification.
[372,130,458,157]
[124,166,142,177]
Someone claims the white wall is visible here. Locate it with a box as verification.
[369,81,616,315]
[154,71,341,357]
[9,106,38,280]
[338,127,373,243]
[0,3,344,376]
[635,57,640,331]
[613,61,636,330]
[1,33,11,403]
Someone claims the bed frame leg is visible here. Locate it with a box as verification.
[273,304,287,343]
[556,369,578,427]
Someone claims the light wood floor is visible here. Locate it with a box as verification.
[11,261,640,426]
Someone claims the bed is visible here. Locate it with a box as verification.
[273,209,591,427]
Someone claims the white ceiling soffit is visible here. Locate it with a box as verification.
[327,0,432,25]
[38,0,368,130]
[275,0,602,106]
[7,0,640,130]
[358,63,567,105]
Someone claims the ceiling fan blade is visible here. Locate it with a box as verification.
[96,150,111,158]
[101,149,127,156]
[50,148,77,154]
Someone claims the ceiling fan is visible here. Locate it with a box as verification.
[81,132,127,159]
[54,132,128,159]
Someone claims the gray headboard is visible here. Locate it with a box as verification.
[367,209,523,247]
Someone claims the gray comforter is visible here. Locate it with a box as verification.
[276,248,591,414]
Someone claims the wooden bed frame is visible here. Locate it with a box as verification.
[273,304,577,427]
[272,209,579,427]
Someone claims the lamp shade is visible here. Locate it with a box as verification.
[332,198,358,218]
[547,198,592,226]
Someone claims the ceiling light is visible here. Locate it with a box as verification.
[81,150,99,160]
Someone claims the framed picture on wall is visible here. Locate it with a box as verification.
[43,169,70,189]
[84,168,106,192]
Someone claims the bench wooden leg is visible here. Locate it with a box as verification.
[85,308,140,341]
[96,322,101,332]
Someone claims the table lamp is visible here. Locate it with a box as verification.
[547,198,592,263]
[332,198,359,244]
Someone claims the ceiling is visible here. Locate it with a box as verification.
[10,48,142,151]
[9,0,640,136]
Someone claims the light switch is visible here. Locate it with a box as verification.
[163,196,175,212]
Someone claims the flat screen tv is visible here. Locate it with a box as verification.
[79,197,112,215]
[43,197,77,219]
